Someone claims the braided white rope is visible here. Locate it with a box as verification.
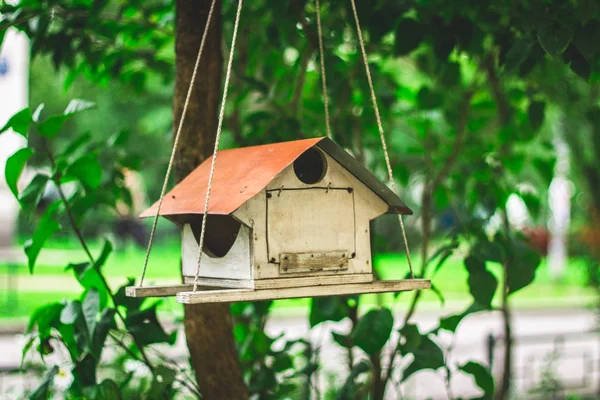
[315,0,332,139]
[193,0,244,292]
[140,0,218,287]
[349,0,415,279]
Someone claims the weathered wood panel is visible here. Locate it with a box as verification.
[181,223,252,280]
[253,273,372,289]
[278,251,349,274]
[267,188,355,259]
[177,279,431,304]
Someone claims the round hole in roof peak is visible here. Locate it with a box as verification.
[293,147,327,185]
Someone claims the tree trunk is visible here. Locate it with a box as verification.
[174,1,247,398]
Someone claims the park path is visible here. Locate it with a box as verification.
[1,306,598,399]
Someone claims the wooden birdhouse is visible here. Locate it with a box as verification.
[126,137,430,303]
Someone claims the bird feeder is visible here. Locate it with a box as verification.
[126,137,430,304]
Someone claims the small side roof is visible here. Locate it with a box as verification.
[140,137,412,218]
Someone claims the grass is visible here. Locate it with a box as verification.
[0,238,597,323]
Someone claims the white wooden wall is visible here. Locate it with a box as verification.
[181,223,252,280]
[233,151,388,280]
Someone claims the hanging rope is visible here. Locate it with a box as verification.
[315,0,332,139]
[139,0,218,287]
[349,0,415,279]
[193,0,244,292]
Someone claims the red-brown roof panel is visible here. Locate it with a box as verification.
[140,137,325,217]
[140,137,412,219]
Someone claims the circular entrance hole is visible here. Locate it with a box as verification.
[293,148,327,184]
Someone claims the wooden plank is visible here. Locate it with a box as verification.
[177,279,431,304]
[126,284,194,298]
[254,273,372,289]
[183,276,254,289]
[279,251,349,274]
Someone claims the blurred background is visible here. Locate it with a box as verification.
[1,1,600,399]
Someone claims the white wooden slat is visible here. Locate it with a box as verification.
[253,273,372,289]
[176,279,431,304]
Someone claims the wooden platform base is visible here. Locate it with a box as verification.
[176,279,431,304]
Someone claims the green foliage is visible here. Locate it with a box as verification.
[6,0,596,397]
[0,107,33,137]
[459,361,495,398]
[351,308,394,355]
[5,148,34,198]
[7,102,185,398]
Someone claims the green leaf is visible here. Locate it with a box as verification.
[394,19,425,55]
[472,240,505,264]
[83,289,100,337]
[417,86,442,109]
[92,309,116,358]
[24,201,61,273]
[430,283,445,306]
[62,154,103,189]
[401,335,444,382]
[64,99,96,115]
[439,302,487,333]
[32,104,45,123]
[0,108,32,137]
[29,366,58,400]
[37,115,68,137]
[574,21,600,58]
[248,367,277,393]
[399,324,422,354]
[272,352,294,372]
[150,365,177,398]
[96,379,123,400]
[94,239,113,270]
[528,101,545,131]
[21,335,37,367]
[60,300,83,325]
[36,99,95,137]
[459,361,495,398]
[37,99,95,138]
[5,148,34,199]
[564,44,592,80]
[114,278,144,311]
[126,305,174,346]
[66,263,109,308]
[466,258,498,309]
[310,296,346,327]
[19,174,50,214]
[332,331,353,348]
[352,308,394,355]
[504,38,534,70]
[60,132,92,160]
[537,20,573,57]
[337,360,371,399]
[507,240,541,294]
[27,302,64,336]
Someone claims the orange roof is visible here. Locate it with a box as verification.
[140,137,411,218]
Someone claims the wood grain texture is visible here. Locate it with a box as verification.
[266,188,356,260]
[126,284,194,297]
[279,251,350,274]
[253,273,372,289]
[177,279,431,304]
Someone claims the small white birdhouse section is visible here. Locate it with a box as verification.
[126,137,430,303]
